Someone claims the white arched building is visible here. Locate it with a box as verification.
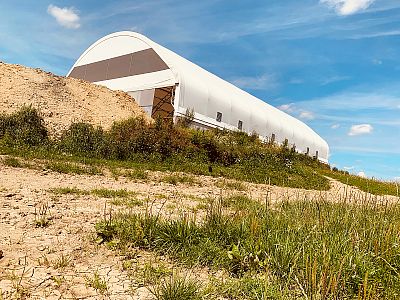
[68,31,329,163]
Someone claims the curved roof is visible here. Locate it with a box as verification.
[68,31,329,162]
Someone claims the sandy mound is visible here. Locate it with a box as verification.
[0,61,152,136]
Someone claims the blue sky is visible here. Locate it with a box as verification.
[1,0,399,180]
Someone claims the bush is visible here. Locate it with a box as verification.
[0,106,48,146]
[59,122,108,157]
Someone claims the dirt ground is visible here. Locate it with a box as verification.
[0,62,151,137]
[0,159,396,299]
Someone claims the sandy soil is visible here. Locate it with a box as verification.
[0,159,396,299]
[0,62,151,136]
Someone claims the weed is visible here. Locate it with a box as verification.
[195,203,208,210]
[50,186,89,195]
[51,276,64,287]
[37,254,50,267]
[45,161,101,175]
[142,262,172,285]
[150,273,202,300]
[3,157,24,168]
[205,274,284,299]
[91,188,133,198]
[126,168,149,180]
[34,202,51,228]
[52,254,71,269]
[122,260,134,270]
[110,197,143,207]
[85,272,108,295]
[221,194,260,211]
[6,257,30,299]
[215,179,248,191]
[162,174,197,186]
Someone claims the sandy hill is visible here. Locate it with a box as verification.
[0,61,151,136]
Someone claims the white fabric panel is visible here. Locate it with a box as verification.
[76,36,151,66]
[137,89,155,107]
[206,81,231,123]
[231,94,250,132]
[94,69,176,91]
[179,72,209,115]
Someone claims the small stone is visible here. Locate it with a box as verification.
[0,250,4,259]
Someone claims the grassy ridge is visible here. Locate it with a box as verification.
[0,106,330,190]
[97,196,400,299]
[326,170,399,196]
[1,106,396,195]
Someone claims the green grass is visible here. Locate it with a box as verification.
[111,167,149,181]
[221,194,260,211]
[96,195,400,299]
[326,169,399,196]
[3,157,25,168]
[110,197,143,207]
[91,188,134,198]
[215,179,248,191]
[162,174,198,186]
[150,273,202,300]
[45,161,101,175]
[50,187,89,195]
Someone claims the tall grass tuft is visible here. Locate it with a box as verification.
[150,273,202,300]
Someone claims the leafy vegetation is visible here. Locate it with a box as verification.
[0,107,331,190]
[96,194,400,299]
[0,106,48,147]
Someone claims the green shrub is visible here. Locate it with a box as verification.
[59,122,108,157]
[0,106,48,146]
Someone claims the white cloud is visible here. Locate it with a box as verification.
[321,75,351,85]
[321,0,375,16]
[278,103,294,112]
[393,177,400,182]
[230,74,278,90]
[348,124,373,136]
[344,166,355,170]
[357,171,366,177]
[372,59,383,65]
[331,124,340,129]
[299,111,315,120]
[47,5,81,29]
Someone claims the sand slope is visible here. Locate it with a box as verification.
[0,62,151,136]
